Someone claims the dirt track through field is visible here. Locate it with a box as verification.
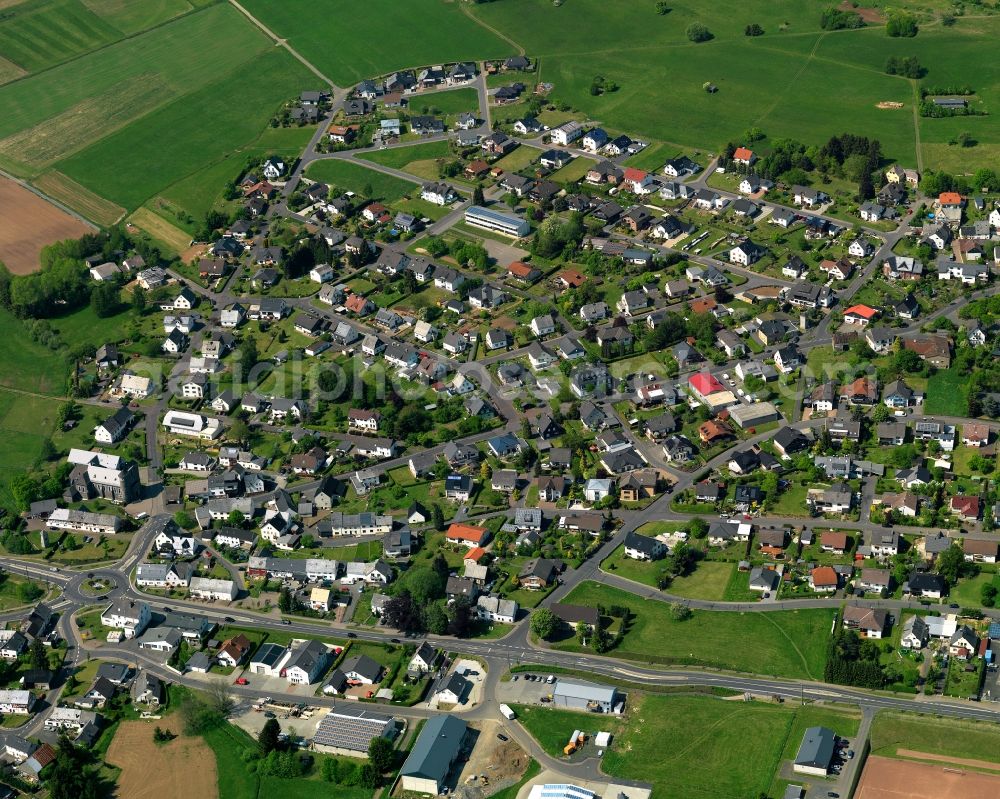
[857,755,1000,799]
[107,720,218,799]
[0,177,92,274]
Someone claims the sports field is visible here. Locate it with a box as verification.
[0,177,93,274]
[857,756,1000,799]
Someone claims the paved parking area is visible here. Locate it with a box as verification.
[495,672,558,706]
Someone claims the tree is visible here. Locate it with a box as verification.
[686,22,712,42]
[937,543,965,586]
[30,636,48,670]
[368,735,395,773]
[278,586,295,613]
[90,281,121,318]
[982,583,998,608]
[131,285,147,314]
[47,738,100,799]
[229,419,250,447]
[358,762,380,789]
[383,591,424,632]
[258,717,281,754]
[655,1,670,14]
[744,23,764,36]
[431,503,445,531]
[670,603,693,621]
[530,608,558,640]
[473,186,484,205]
[173,510,195,529]
[447,596,475,637]
[886,10,918,37]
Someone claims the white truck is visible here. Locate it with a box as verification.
[499,703,516,720]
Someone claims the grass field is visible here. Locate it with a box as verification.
[31,171,125,226]
[57,47,312,212]
[519,694,858,799]
[412,87,479,116]
[305,159,417,203]
[239,0,511,85]
[359,140,453,170]
[871,710,1000,764]
[557,581,832,679]
[601,545,737,600]
[128,206,193,256]
[0,3,312,220]
[0,309,69,393]
[924,367,970,416]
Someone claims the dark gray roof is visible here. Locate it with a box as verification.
[400,714,467,781]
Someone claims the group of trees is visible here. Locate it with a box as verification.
[824,628,887,689]
[744,23,764,36]
[589,75,619,95]
[884,55,923,78]
[819,7,864,30]
[0,227,157,320]
[378,555,478,636]
[530,212,585,260]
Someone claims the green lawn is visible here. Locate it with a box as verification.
[924,367,971,416]
[556,581,832,679]
[305,159,417,203]
[410,87,479,116]
[358,140,453,171]
[0,572,44,610]
[513,704,624,757]
[601,545,735,600]
[871,710,1000,763]
[0,309,70,393]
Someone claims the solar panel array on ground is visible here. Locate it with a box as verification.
[313,710,394,752]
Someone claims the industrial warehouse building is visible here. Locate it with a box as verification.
[793,726,836,776]
[312,710,397,756]
[465,205,530,237]
[399,714,467,794]
[552,679,621,713]
[727,401,781,429]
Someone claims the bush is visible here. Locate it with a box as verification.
[744,23,764,36]
[886,10,918,37]
[820,7,864,30]
[686,22,713,42]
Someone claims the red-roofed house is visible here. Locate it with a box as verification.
[557,268,587,288]
[688,373,725,401]
[809,565,839,593]
[362,202,389,223]
[963,422,991,447]
[843,305,879,326]
[950,495,981,522]
[733,147,756,166]
[345,294,374,316]
[622,167,654,194]
[689,297,717,315]
[464,546,487,565]
[446,523,490,547]
[508,261,541,283]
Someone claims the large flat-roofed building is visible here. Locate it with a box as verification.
[400,714,467,795]
[552,679,621,713]
[465,205,530,237]
[728,401,781,429]
[312,710,397,756]
[793,726,836,776]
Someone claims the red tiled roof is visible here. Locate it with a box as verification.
[623,167,648,183]
[733,147,755,161]
[811,565,838,587]
[844,304,878,320]
[446,523,488,544]
[688,373,725,396]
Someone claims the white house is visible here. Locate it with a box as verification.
[100,601,151,638]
